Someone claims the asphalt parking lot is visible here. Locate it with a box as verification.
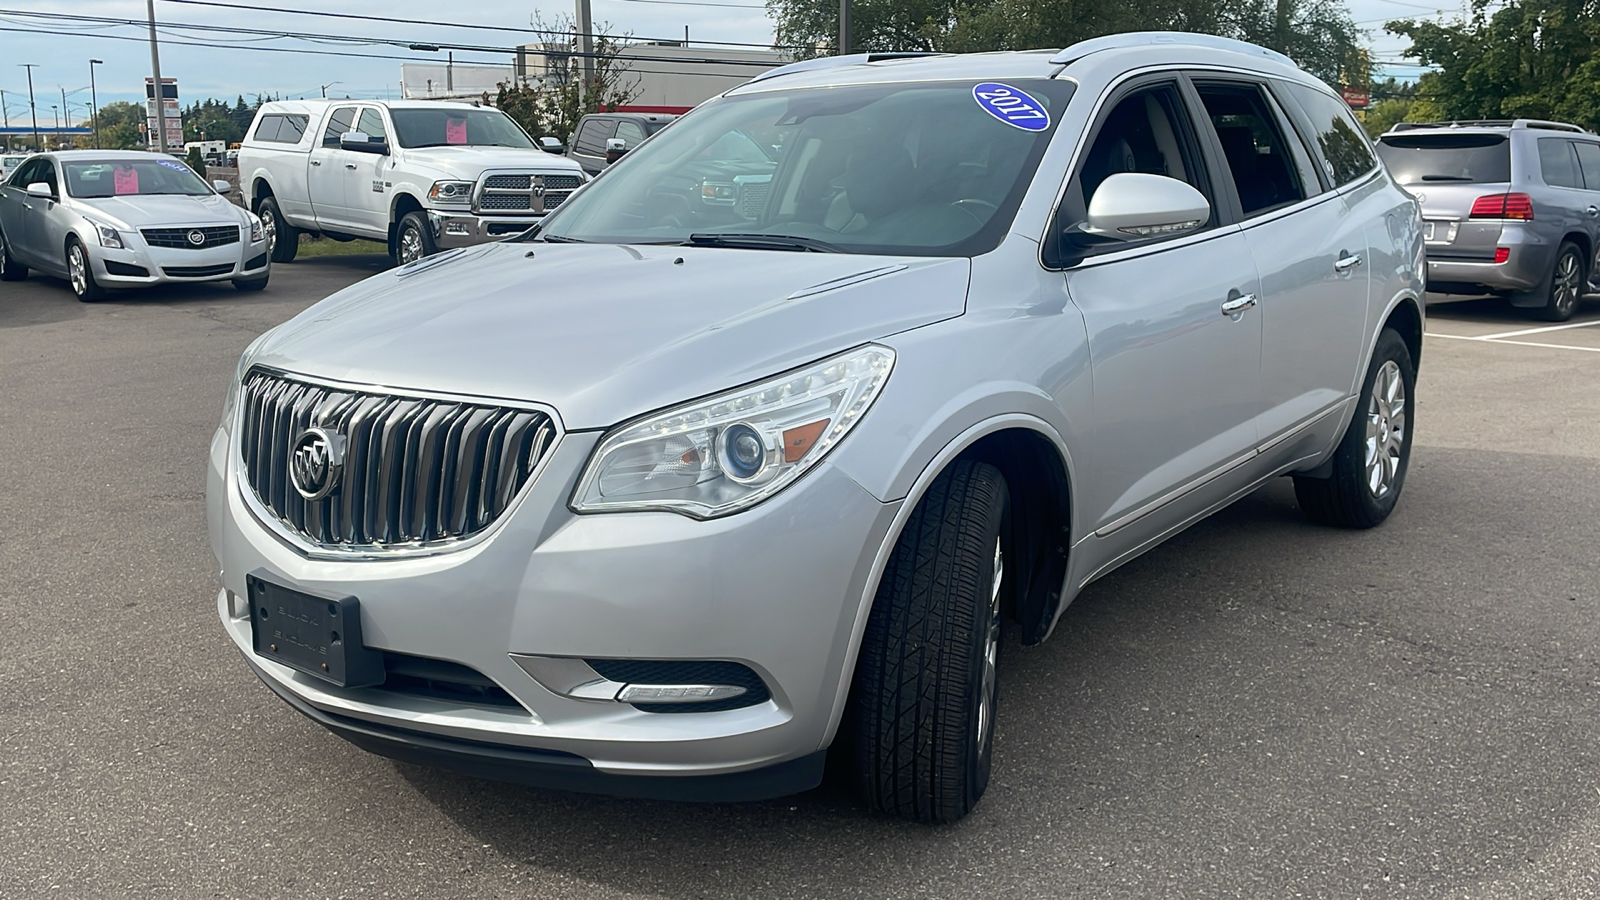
[3,260,1599,900]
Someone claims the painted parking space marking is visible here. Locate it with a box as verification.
[1425,331,1600,353]
[1475,319,1600,340]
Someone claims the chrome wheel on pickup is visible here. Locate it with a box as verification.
[395,211,436,265]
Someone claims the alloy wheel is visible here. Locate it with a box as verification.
[1554,250,1581,318]
[398,226,424,265]
[1364,360,1406,498]
[260,207,277,254]
[69,244,88,297]
[975,536,1004,755]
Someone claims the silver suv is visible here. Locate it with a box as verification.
[1376,118,1600,321]
[208,33,1424,823]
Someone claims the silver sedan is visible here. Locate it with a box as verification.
[0,149,269,301]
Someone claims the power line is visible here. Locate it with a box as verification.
[156,0,791,50]
[614,0,767,8]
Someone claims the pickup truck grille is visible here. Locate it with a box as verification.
[237,369,558,554]
[476,173,584,215]
[142,225,240,249]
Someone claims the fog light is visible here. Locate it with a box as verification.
[1494,247,1510,264]
[444,222,471,236]
[616,684,748,703]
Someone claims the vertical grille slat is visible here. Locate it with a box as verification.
[236,371,556,553]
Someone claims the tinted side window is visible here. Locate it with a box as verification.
[252,115,283,143]
[357,108,388,141]
[614,120,646,149]
[36,160,58,196]
[1195,82,1307,216]
[1282,82,1377,187]
[279,114,309,143]
[574,119,616,156]
[1575,141,1600,190]
[9,158,40,187]
[322,107,358,147]
[1540,138,1583,188]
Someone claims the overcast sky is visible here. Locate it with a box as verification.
[0,0,1445,125]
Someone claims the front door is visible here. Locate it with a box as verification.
[308,105,358,230]
[345,107,393,235]
[0,158,41,264]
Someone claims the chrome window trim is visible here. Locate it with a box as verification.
[231,366,566,561]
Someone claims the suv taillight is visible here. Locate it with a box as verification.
[1469,192,1534,220]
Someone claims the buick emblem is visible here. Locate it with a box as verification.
[187,230,206,246]
[289,427,344,501]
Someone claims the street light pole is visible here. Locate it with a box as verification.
[320,81,340,98]
[839,0,850,54]
[90,59,103,149]
[147,0,168,152]
[61,87,69,131]
[19,63,39,151]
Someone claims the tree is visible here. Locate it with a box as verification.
[495,16,639,143]
[768,0,1360,85]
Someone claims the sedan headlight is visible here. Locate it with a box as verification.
[428,180,474,207]
[572,345,895,518]
[246,212,265,243]
[87,218,123,249]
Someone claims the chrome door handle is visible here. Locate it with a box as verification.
[1221,293,1257,315]
[345,163,358,170]
[310,160,322,167]
[1587,206,1599,217]
[1334,253,1363,272]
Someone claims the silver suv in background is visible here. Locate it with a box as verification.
[210,34,1424,823]
[1376,119,1600,321]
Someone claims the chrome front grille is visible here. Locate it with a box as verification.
[476,172,584,216]
[142,225,240,249]
[237,370,558,554]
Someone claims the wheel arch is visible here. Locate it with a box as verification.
[389,192,425,247]
[249,175,275,212]
[1382,291,1424,372]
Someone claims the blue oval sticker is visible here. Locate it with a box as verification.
[973,82,1051,132]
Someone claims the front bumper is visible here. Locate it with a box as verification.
[208,423,901,791]
[428,211,542,249]
[93,232,269,287]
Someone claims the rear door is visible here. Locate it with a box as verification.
[309,105,358,229]
[1570,140,1600,288]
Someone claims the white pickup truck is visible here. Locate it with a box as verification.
[238,99,586,264]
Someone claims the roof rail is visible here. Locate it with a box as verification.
[1388,118,1590,134]
[1048,32,1297,68]
[747,52,946,84]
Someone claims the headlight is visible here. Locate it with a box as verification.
[428,180,474,206]
[246,212,265,243]
[572,345,894,518]
[87,218,123,249]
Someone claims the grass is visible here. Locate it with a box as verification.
[295,234,389,258]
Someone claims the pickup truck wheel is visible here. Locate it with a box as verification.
[1292,328,1415,528]
[0,226,27,281]
[396,211,436,265]
[67,239,107,303]
[258,197,298,264]
[844,459,1009,824]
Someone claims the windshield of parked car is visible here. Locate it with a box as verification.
[63,158,214,198]
[532,79,1075,256]
[390,108,535,149]
[1376,133,1511,184]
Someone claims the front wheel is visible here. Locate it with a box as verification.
[67,239,106,302]
[394,211,437,265]
[1293,327,1415,528]
[0,225,27,281]
[258,196,299,264]
[844,459,1009,824]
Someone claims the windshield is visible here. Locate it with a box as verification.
[63,158,213,198]
[390,108,535,149]
[534,79,1075,256]
[1376,133,1511,184]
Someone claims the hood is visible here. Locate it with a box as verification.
[401,145,584,179]
[251,242,970,429]
[76,192,245,231]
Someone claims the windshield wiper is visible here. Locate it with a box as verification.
[540,233,586,243]
[686,233,844,253]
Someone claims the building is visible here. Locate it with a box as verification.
[400,63,517,101]
[517,42,786,114]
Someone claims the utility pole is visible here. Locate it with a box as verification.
[61,87,69,131]
[147,0,168,152]
[576,0,593,110]
[839,0,850,54]
[1273,0,1291,54]
[90,59,103,149]
[447,51,454,94]
[19,63,39,151]
[1,89,8,128]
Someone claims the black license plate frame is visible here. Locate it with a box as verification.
[246,570,385,688]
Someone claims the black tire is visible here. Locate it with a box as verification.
[232,273,269,292]
[258,196,299,264]
[1293,328,1415,528]
[395,211,437,265]
[845,459,1009,824]
[1533,240,1583,322]
[0,225,27,281]
[66,239,106,303]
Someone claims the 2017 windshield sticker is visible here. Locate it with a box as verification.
[156,160,189,171]
[973,83,1050,132]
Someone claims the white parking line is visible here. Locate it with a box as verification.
[1424,332,1600,352]
[1476,319,1600,340]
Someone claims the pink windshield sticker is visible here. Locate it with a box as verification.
[445,117,468,145]
[113,167,140,195]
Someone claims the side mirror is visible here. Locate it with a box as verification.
[212,179,232,194]
[538,136,564,154]
[339,130,387,154]
[1082,173,1209,242]
[26,182,53,199]
[604,137,628,165]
